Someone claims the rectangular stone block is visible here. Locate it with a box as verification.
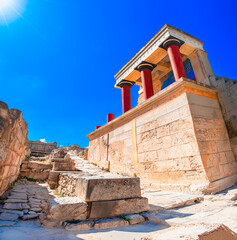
[74,177,141,202]
[53,162,76,171]
[89,197,149,219]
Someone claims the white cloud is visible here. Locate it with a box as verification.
[40,139,47,143]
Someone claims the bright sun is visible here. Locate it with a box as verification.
[0,0,27,25]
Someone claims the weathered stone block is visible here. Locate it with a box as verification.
[65,220,94,231]
[93,218,129,230]
[46,197,88,221]
[74,177,141,201]
[89,197,149,219]
[125,214,145,225]
[53,162,76,171]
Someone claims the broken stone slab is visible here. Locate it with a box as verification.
[74,177,141,201]
[124,214,145,225]
[5,198,28,203]
[22,204,30,209]
[3,203,22,210]
[41,219,63,227]
[22,213,39,220]
[0,209,24,217]
[30,208,41,213]
[0,220,16,227]
[65,220,94,231]
[89,197,149,219]
[46,197,88,221]
[94,218,129,230]
[0,213,19,221]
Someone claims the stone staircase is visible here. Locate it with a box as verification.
[45,153,149,225]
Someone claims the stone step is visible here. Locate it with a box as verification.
[3,203,22,210]
[0,212,19,221]
[0,209,24,217]
[0,220,16,226]
[89,197,149,219]
[22,213,39,220]
[74,177,141,201]
[5,198,28,203]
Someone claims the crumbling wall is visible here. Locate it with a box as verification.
[0,101,28,196]
[210,77,237,160]
[27,141,57,156]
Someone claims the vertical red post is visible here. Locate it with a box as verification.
[167,45,186,81]
[95,126,101,130]
[107,113,114,123]
[135,61,156,101]
[162,37,186,81]
[117,80,134,114]
[140,68,154,100]
[122,86,131,113]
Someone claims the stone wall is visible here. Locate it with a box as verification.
[88,79,237,194]
[20,161,52,180]
[209,77,237,161]
[27,141,57,156]
[0,101,28,196]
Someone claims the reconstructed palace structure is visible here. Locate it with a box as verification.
[87,25,237,194]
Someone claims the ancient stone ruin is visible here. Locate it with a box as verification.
[1,24,237,239]
[0,101,28,196]
[27,140,57,157]
[88,24,237,195]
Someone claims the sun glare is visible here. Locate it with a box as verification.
[0,0,27,26]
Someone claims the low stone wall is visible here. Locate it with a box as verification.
[28,141,57,156]
[0,101,28,196]
[20,161,52,180]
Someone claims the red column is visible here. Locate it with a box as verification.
[117,80,134,114]
[140,68,154,100]
[107,113,114,123]
[95,126,101,130]
[122,85,131,113]
[135,61,156,101]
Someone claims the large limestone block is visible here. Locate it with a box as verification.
[75,177,141,201]
[27,161,52,170]
[53,162,76,171]
[89,197,149,219]
[46,197,88,221]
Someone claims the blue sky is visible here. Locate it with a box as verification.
[0,0,236,147]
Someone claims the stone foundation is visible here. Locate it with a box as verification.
[88,79,237,194]
[0,101,28,196]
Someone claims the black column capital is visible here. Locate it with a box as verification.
[134,61,157,72]
[160,36,184,50]
[117,79,135,88]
